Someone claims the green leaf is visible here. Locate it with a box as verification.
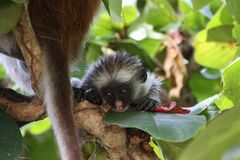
[122,6,138,25]
[0,1,23,36]
[82,142,97,159]
[0,109,23,160]
[102,0,109,14]
[24,130,59,160]
[226,0,240,23]
[104,109,206,142]
[108,0,123,23]
[21,118,51,135]
[187,95,217,114]
[214,94,234,110]
[91,13,117,37]
[179,106,240,160]
[207,25,234,42]
[157,140,191,160]
[220,58,240,107]
[143,0,176,28]
[194,30,237,69]
[179,1,207,33]
[136,0,146,14]
[139,38,161,58]
[113,39,156,70]
[207,5,233,30]
[233,22,240,43]
[0,64,7,79]
[205,5,234,42]
[200,68,221,79]
[149,138,165,160]
[189,73,221,101]
[192,0,213,10]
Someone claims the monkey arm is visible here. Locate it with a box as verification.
[131,98,159,111]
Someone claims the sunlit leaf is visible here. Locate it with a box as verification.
[149,138,164,160]
[122,6,138,25]
[194,30,237,69]
[219,58,240,108]
[21,118,51,135]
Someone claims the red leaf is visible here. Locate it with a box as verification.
[155,101,190,114]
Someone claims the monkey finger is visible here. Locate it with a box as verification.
[73,87,86,103]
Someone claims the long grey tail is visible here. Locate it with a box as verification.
[41,43,81,160]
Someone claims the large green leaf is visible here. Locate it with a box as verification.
[179,106,240,160]
[207,5,233,30]
[143,0,176,28]
[189,73,221,101]
[226,0,240,23]
[0,109,23,160]
[219,58,240,107]
[206,5,234,42]
[194,30,237,69]
[0,1,23,36]
[179,1,207,33]
[24,130,59,160]
[104,109,206,142]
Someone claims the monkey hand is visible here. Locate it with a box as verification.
[85,88,103,105]
[73,87,86,103]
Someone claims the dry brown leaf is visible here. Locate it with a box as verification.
[163,37,187,98]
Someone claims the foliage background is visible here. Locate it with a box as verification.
[0,0,240,159]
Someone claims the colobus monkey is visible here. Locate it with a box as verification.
[0,0,100,160]
[73,52,163,112]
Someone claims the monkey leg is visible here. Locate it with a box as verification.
[0,88,33,103]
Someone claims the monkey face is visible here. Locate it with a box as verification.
[100,82,133,112]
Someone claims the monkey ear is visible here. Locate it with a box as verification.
[138,65,147,83]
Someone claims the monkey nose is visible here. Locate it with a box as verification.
[114,100,125,112]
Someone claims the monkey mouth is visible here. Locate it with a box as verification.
[112,106,129,112]
[113,100,129,112]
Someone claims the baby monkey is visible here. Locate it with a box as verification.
[73,52,163,112]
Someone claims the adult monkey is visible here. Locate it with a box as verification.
[0,0,100,160]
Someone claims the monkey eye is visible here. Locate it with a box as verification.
[120,89,127,94]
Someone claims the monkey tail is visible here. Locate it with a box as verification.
[41,42,82,160]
